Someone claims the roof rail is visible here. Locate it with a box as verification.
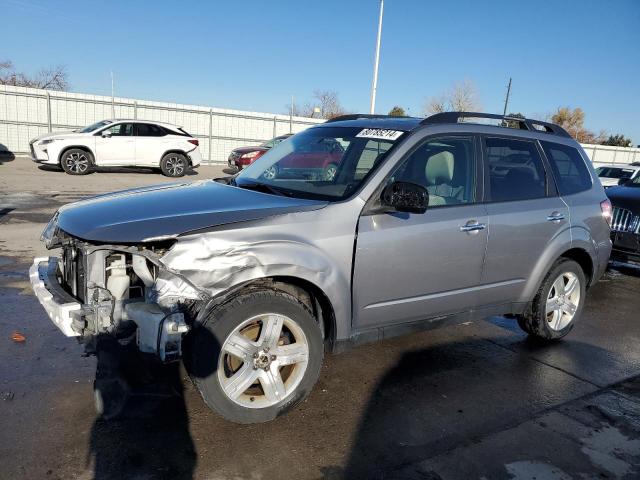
[420,112,571,138]
[324,114,403,123]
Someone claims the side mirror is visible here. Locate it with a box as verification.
[101,130,112,138]
[618,178,630,186]
[381,181,429,214]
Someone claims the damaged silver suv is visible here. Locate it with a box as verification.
[30,112,612,423]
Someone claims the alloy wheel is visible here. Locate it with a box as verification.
[545,272,581,331]
[217,313,309,409]
[165,156,185,176]
[65,152,89,173]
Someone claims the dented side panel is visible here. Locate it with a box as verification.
[160,201,365,342]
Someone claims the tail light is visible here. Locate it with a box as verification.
[239,150,266,165]
[600,199,612,227]
[188,139,199,146]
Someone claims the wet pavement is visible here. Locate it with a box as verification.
[1,158,640,479]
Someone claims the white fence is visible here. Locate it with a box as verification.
[0,84,324,163]
[2,84,638,166]
[581,143,640,166]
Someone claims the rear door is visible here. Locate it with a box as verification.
[134,123,170,165]
[479,136,569,306]
[353,134,488,329]
[94,122,135,165]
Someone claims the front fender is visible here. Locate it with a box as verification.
[159,232,351,340]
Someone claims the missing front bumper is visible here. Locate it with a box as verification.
[29,257,83,337]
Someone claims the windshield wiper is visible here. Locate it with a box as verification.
[234,180,288,197]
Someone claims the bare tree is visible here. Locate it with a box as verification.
[424,80,481,115]
[286,90,348,119]
[0,60,68,90]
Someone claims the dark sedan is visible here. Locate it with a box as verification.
[228,134,293,170]
[607,174,640,264]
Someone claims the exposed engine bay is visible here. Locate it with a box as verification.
[52,233,205,362]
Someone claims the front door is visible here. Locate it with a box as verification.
[94,122,135,165]
[353,135,488,329]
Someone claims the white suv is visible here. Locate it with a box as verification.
[29,120,203,177]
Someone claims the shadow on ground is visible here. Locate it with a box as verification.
[37,164,199,176]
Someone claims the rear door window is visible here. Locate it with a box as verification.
[484,137,547,202]
[541,141,592,195]
[135,123,166,137]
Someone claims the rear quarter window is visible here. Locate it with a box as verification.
[541,142,592,195]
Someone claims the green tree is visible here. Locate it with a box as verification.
[602,134,632,147]
[388,106,406,117]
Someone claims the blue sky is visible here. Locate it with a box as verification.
[3,0,639,142]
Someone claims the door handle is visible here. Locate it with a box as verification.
[546,212,565,222]
[460,221,487,233]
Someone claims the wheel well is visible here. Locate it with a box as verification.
[161,149,190,166]
[58,146,94,165]
[561,248,594,286]
[203,277,337,351]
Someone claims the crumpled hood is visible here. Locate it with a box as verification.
[606,185,640,214]
[55,180,327,243]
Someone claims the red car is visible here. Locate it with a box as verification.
[228,134,293,170]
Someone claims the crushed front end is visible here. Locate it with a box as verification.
[30,219,204,362]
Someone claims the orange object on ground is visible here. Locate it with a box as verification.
[11,331,26,343]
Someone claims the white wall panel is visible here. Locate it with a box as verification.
[0,84,323,163]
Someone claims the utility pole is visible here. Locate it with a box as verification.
[369,0,384,114]
[110,70,115,119]
[502,77,512,116]
[290,95,294,133]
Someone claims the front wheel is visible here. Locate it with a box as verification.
[517,258,586,340]
[190,290,324,424]
[160,152,188,177]
[61,148,93,175]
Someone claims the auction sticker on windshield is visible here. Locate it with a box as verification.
[356,129,404,141]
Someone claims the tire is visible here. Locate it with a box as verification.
[323,163,338,181]
[60,148,93,175]
[262,164,278,180]
[517,258,586,340]
[190,289,324,424]
[160,152,188,177]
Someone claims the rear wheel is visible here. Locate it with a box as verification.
[61,148,93,175]
[517,258,586,340]
[160,152,188,177]
[323,163,338,181]
[190,289,323,424]
[262,164,278,180]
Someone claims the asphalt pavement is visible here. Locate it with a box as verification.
[1,156,639,479]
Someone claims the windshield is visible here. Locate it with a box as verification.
[79,120,112,133]
[235,126,404,200]
[260,136,289,149]
[596,166,636,179]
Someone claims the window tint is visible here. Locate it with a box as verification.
[595,166,635,180]
[104,123,133,136]
[355,140,391,180]
[136,123,166,137]
[485,137,546,202]
[392,137,476,206]
[541,142,592,195]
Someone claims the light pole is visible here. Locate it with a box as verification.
[369,0,384,114]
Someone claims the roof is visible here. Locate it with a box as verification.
[318,115,422,131]
[318,112,571,139]
[108,119,181,129]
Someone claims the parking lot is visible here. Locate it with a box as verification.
[2,156,640,479]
